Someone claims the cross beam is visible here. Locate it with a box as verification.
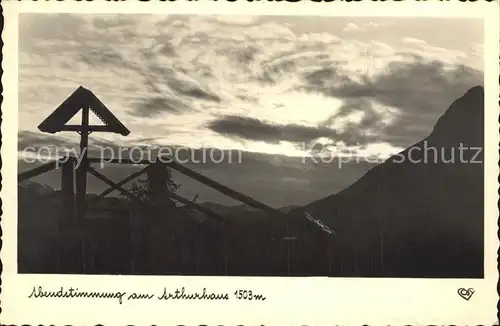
[87,157,281,217]
[60,125,120,132]
[87,165,226,222]
[87,166,142,204]
[91,165,152,202]
[18,160,60,182]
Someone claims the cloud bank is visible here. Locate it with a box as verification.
[19,14,483,159]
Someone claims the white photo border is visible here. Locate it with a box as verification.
[1,1,499,325]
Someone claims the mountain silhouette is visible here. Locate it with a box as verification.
[289,85,484,278]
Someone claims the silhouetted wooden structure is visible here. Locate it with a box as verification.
[38,86,130,135]
[37,86,131,221]
[18,86,300,274]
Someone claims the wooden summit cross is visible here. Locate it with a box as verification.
[38,86,130,220]
[31,85,281,226]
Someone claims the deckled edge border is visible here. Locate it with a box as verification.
[496,47,499,324]
[1,0,5,319]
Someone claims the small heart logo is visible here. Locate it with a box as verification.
[457,288,475,301]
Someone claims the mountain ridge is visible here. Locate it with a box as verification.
[289,85,484,277]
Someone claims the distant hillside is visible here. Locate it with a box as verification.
[290,86,484,278]
[19,180,54,196]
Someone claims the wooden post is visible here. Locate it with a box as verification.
[76,106,89,221]
[148,162,168,209]
[76,106,90,273]
[57,157,75,272]
[61,157,76,225]
[128,210,136,274]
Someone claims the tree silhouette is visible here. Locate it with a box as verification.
[129,162,181,212]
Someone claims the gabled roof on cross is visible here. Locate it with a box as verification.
[38,86,130,136]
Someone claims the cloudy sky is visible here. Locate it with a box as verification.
[18,14,484,207]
